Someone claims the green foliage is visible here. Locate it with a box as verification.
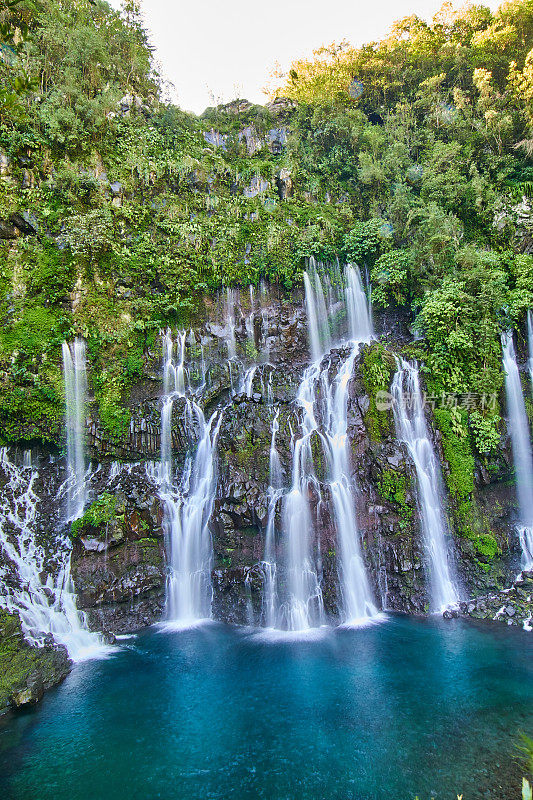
[469,410,501,455]
[371,250,412,307]
[378,469,413,530]
[71,492,119,537]
[343,218,388,265]
[360,343,395,442]
[433,408,474,502]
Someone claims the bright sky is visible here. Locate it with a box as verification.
[109,0,502,114]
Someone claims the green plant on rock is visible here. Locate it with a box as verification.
[360,342,395,442]
[71,492,120,538]
[371,250,412,307]
[377,468,413,531]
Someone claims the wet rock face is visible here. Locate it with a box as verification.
[2,298,527,639]
[70,467,166,634]
[208,343,432,624]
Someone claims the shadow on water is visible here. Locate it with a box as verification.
[0,616,531,800]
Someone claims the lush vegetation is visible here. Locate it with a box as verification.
[1,0,533,553]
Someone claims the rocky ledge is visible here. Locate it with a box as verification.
[446,571,533,630]
[0,609,71,714]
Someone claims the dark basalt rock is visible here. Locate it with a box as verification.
[70,469,167,634]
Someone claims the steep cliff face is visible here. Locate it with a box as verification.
[0,287,527,667]
[37,296,520,632]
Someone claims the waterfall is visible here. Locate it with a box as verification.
[321,347,378,623]
[528,310,533,392]
[62,338,88,521]
[281,364,325,631]
[161,397,174,487]
[156,332,223,625]
[303,258,331,361]
[345,265,373,343]
[160,402,222,625]
[237,365,258,398]
[392,361,460,610]
[272,261,378,630]
[0,449,106,661]
[224,288,237,360]
[162,329,187,396]
[502,331,533,570]
[262,410,282,628]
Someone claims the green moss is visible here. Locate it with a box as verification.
[456,500,501,563]
[71,493,120,537]
[433,408,474,503]
[360,343,395,442]
[431,408,499,559]
[0,609,69,713]
[378,468,413,531]
[233,426,270,482]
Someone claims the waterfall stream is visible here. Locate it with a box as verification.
[62,339,88,521]
[160,402,222,625]
[155,333,223,625]
[262,410,282,628]
[0,449,105,660]
[274,262,377,630]
[391,361,460,610]
[321,346,378,623]
[281,362,325,630]
[502,331,533,570]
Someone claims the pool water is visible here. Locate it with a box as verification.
[0,616,531,800]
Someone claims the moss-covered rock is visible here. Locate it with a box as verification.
[0,609,70,715]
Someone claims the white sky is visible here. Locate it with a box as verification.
[108,0,502,114]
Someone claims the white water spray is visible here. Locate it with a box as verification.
[155,332,223,624]
[502,331,533,570]
[262,410,283,628]
[159,402,222,624]
[62,338,88,521]
[163,329,187,396]
[392,361,460,610]
[345,265,373,342]
[281,364,325,630]
[0,449,106,661]
[224,288,237,360]
[303,259,331,361]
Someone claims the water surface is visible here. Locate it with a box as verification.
[0,616,531,800]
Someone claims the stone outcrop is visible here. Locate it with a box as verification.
[70,467,166,633]
[454,570,533,629]
[0,609,70,714]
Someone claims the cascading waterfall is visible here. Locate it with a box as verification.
[281,363,325,630]
[303,259,331,361]
[0,449,105,660]
[527,308,533,389]
[262,409,282,628]
[156,332,223,625]
[321,349,377,623]
[161,402,222,624]
[502,331,533,570]
[392,361,460,610]
[163,329,187,396]
[345,265,373,342]
[62,338,88,521]
[224,288,237,360]
[237,365,258,398]
[319,268,377,622]
[275,263,378,630]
